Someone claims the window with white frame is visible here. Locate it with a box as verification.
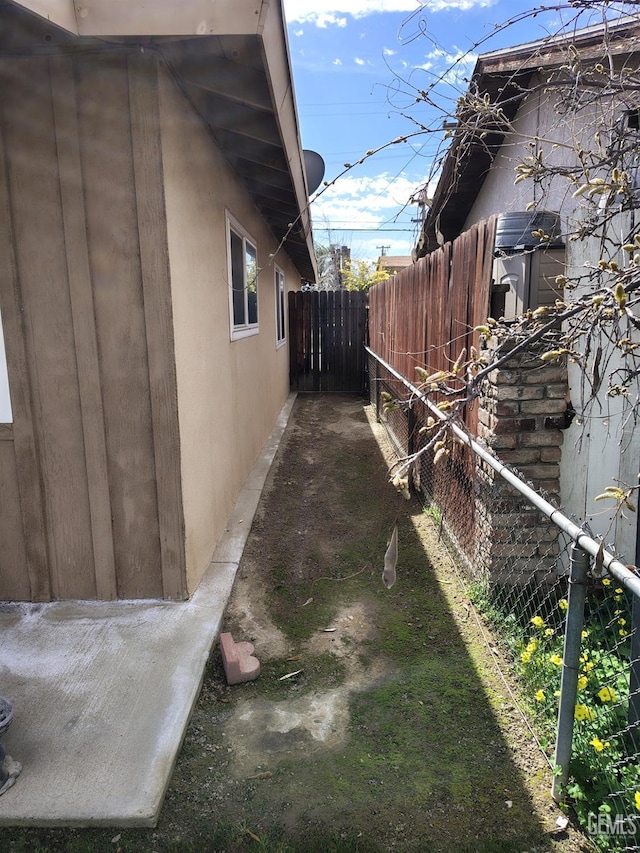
[227,213,258,340]
[275,265,286,347]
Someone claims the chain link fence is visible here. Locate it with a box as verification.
[368,348,640,851]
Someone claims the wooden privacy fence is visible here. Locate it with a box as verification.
[368,216,497,433]
[368,216,497,567]
[288,290,368,393]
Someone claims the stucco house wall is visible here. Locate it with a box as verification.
[463,78,576,227]
[457,70,639,563]
[159,65,299,594]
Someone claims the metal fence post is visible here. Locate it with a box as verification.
[371,354,380,417]
[629,594,640,749]
[552,543,589,802]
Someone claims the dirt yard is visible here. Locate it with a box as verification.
[4,394,594,853]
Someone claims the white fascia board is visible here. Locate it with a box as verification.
[9,0,79,34]
[260,1,317,278]
[11,0,264,36]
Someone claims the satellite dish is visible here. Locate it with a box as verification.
[303,150,325,195]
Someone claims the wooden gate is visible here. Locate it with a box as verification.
[288,290,368,393]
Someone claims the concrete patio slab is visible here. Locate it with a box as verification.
[0,393,296,827]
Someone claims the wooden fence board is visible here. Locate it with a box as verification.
[369,217,497,553]
[289,290,368,393]
[368,216,497,429]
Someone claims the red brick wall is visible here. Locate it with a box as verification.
[473,346,569,585]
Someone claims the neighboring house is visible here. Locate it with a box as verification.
[0,1,317,602]
[415,18,640,563]
[376,255,413,278]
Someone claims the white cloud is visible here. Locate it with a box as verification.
[422,0,493,9]
[311,172,420,237]
[421,47,477,67]
[412,47,477,87]
[383,47,397,56]
[333,58,343,65]
[314,12,348,27]
[284,0,494,27]
[354,57,366,66]
[311,172,421,259]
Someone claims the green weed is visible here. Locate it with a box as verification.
[472,575,639,849]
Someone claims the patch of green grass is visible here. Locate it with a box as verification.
[237,651,550,849]
[424,502,443,526]
[221,652,348,702]
[267,552,377,644]
[3,830,162,853]
[270,593,339,643]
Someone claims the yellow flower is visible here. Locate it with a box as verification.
[635,791,640,811]
[598,687,617,703]
[590,737,609,753]
[526,639,538,652]
[558,598,568,611]
[544,628,555,637]
[550,654,563,667]
[521,651,532,664]
[577,676,588,690]
[531,616,545,628]
[575,704,594,722]
[618,618,627,626]
[582,661,595,673]
[620,628,629,637]
[581,629,590,640]
[615,588,623,595]
[554,690,561,698]
[602,578,611,586]
[534,690,546,702]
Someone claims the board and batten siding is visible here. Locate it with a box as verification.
[0,47,300,602]
[0,51,186,601]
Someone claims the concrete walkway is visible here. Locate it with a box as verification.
[0,394,296,828]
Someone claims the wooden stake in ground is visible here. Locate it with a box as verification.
[382,525,398,589]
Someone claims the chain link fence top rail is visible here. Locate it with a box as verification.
[367,347,640,851]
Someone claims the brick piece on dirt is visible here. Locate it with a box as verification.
[219,632,260,685]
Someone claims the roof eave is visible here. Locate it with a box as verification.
[416,18,640,258]
[416,69,530,257]
[8,0,317,281]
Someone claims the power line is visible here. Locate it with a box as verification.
[314,227,413,232]
[301,109,393,117]
[298,100,389,107]
[315,220,412,225]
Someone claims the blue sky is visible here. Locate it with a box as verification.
[282,0,604,263]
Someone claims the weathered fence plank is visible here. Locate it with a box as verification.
[368,216,496,427]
